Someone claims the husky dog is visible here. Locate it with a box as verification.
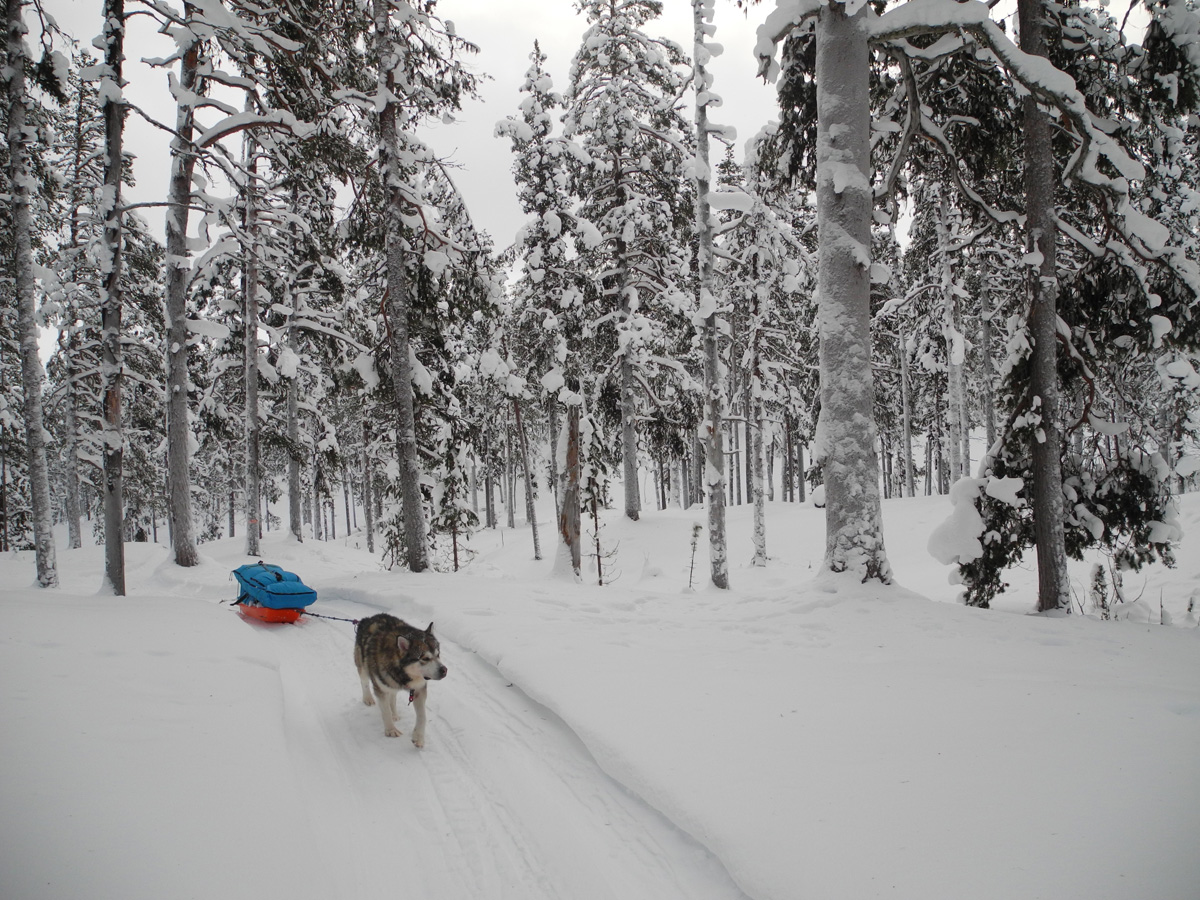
[354,613,448,747]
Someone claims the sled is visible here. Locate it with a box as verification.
[232,561,317,625]
[237,602,305,624]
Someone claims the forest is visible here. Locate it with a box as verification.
[2,0,1199,610]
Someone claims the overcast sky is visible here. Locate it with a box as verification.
[42,0,781,250]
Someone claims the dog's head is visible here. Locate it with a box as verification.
[397,622,448,682]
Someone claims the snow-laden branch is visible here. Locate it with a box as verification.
[870,0,1144,192]
[194,109,315,149]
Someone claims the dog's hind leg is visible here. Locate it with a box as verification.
[410,685,428,748]
[354,646,374,706]
[375,686,401,737]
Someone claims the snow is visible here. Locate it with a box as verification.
[927,476,986,565]
[185,316,230,341]
[984,474,1025,506]
[706,190,754,212]
[3,491,1199,900]
[423,249,451,276]
[1151,314,1173,347]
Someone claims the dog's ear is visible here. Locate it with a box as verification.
[396,635,410,654]
[425,622,435,636]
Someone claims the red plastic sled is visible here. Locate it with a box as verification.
[237,602,303,624]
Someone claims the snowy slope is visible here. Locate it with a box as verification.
[2,493,1198,900]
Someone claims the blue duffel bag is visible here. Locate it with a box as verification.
[232,561,317,609]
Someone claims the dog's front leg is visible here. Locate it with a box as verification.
[410,685,428,748]
[375,687,402,737]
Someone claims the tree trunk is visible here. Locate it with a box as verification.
[63,83,87,552]
[797,441,806,502]
[6,0,57,586]
[751,395,767,567]
[981,292,997,454]
[1019,0,1070,612]
[375,0,428,572]
[505,415,517,530]
[100,0,126,594]
[547,399,560,519]
[513,399,541,560]
[312,463,322,541]
[813,0,891,581]
[362,420,375,553]
[163,7,200,567]
[694,0,728,588]
[558,400,582,576]
[619,352,640,521]
[766,428,775,502]
[783,413,793,502]
[62,354,83,549]
[0,448,8,552]
[242,132,262,557]
[732,418,742,506]
[286,330,302,542]
[899,327,916,497]
[936,193,966,485]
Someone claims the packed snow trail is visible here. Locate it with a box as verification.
[252,595,751,900]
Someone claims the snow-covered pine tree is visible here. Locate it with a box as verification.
[760,0,892,582]
[498,42,590,577]
[953,0,1200,608]
[39,51,105,552]
[563,0,694,523]
[757,0,1200,597]
[368,0,477,571]
[715,143,816,569]
[144,0,320,566]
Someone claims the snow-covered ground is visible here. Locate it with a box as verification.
[2,491,1198,900]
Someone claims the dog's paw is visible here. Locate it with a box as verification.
[362,695,375,707]
[384,726,402,738]
[411,733,425,749]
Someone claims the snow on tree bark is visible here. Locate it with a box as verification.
[242,131,261,558]
[812,0,891,582]
[693,0,729,588]
[6,0,58,587]
[99,0,126,593]
[163,11,200,568]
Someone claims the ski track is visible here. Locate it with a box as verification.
[253,594,751,900]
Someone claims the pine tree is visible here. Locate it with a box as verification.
[757,0,1200,595]
[369,0,477,571]
[498,42,592,577]
[563,0,694,523]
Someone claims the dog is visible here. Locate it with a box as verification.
[354,613,448,748]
